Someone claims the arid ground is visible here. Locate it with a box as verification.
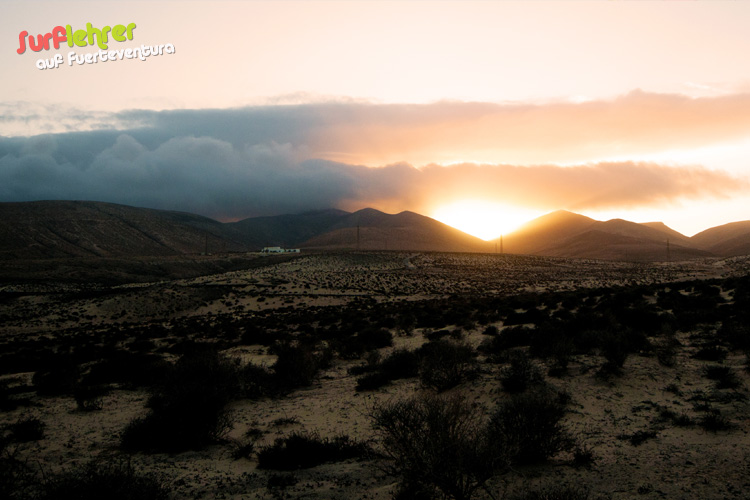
[2,251,750,499]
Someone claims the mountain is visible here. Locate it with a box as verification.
[0,202,490,259]
[0,201,247,260]
[691,221,750,257]
[227,209,349,248]
[299,208,491,252]
[496,210,596,255]
[2,201,747,261]
[496,211,713,261]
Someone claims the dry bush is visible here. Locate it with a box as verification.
[121,349,241,453]
[371,394,509,500]
[488,387,574,465]
[418,340,478,392]
[257,432,370,470]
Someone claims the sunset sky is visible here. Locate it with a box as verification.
[1,1,749,239]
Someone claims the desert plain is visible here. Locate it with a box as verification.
[2,250,750,499]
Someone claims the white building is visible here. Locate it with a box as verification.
[260,247,300,254]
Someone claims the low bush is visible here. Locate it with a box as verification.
[418,340,478,392]
[241,362,275,398]
[699,412,734,432]
[692,345,728,362]
[355,349,420,392]
[74,384,108,412]
[257,432,370,470]
[338,328,393,358]
[371,394,508,500]
[500,350,544,394]
[83,352,170,389]
[617,430,658,446]
[32,357,80,396]
[2,415,45,443]
[506,484,591,500]
[34,459,168,500]
[271,342,323,391]
[121,349,240,453]
[703,365,742,390]
[488,387,573,465]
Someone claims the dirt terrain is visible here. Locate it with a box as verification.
[2,251,750,499]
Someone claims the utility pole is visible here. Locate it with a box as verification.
[500,234,504,254]
[666,238,671,263]
[356,225,360,251]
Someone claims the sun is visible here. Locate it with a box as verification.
[431,200,540,241]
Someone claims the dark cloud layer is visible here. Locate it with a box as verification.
[1,93,748,220]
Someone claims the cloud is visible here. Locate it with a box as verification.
[7,90,750,167]
[0,131,745,221]
[1,91,749,220]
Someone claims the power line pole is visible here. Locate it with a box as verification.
[667,238,671,263]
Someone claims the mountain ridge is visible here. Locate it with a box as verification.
[1,200,748,261]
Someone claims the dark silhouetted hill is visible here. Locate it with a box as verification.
[691,221,750,257]
[2,201,747,261]
[0,201,247,259]
[299,208,492,252]
[227,209,349,248]
[496,211,715,261]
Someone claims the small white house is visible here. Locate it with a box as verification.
[260,246,300,254]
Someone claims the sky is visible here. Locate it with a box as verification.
[1,1,749,239]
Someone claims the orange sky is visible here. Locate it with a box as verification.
[1,1,749,238]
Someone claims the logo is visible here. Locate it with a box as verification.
[16,23,175,70]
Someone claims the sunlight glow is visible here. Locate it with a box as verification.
[431,201,541,241]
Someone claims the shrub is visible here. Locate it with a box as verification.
[573,445,595,467]
[488,387,573,465]
[83,352,170,389]
[482,325,499,336]
[597,330,629,377]
[617,430,658,446]
[271,342,322,390]
[356,371,392,392]
[339,328,393,358]
[355,349,420,392]
[699,412,734,432]
[371,394,509,500]
[506,485,590,500]
[121,349,240,453]
[0,379,13,412]
[231,439,256,460]
[692,345,727,362]
[546,337,574,377]
[266,472,298,490]
[32,357,80,396]
[2,415,45,443]
[703,365,742,390]
[240,362,275,398]
[74,384,108,411]
[379,349,420,380]
[500,350,544,394]
[34,459,168,500]
[257,432,370,470]
[357,328,393,349]
[418,340,477,392]
[0,445,36,500]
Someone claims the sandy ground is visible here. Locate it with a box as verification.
[3,251,750,499]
